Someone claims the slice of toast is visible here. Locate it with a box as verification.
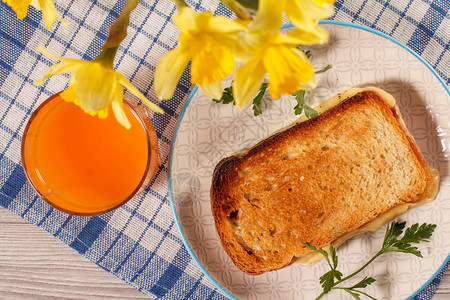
[210,87,438,275]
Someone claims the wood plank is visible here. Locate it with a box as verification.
[0,208,149,299]
[0,207,448,299]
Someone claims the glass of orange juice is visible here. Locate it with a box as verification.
[21,92,160,216]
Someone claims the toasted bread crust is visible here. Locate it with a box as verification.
[211,89,434,275]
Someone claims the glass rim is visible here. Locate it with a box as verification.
[21,91,158,216]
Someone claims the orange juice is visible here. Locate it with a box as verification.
[22,94,157,215]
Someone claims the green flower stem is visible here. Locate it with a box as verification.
[172,0,188,9]
[103,0,139,49]
[95,47,119,68]
[221,0,252,19]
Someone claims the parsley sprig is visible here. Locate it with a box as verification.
[213,49,331,117]
[303,222,436,300]
[213,77,326,117]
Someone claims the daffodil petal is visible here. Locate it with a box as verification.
[285,0,334,34]
[4,0,32,19]
[274,31,310,47]
[119,74,164,114]
[154,47,190,101]
[192,10,214,32]
[199,81,223,100]
[249,0,284,32]
[208,15,245,37]
[111,85,131,129]
[301,0,334,20]
[34,61,81,85]
[32,0,68,29]
[61,82,111,119]
[233,56,266,110]
[32,0,54,29]
[36,45,83,64]
[234,32,263,62]
[175,8,243,48]
[286,12,317,34]
[263,46,314,99]
[300,75,317,90]
[287,27,329,45]
[173,6,198,31]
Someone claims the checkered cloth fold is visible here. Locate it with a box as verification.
[0,0,448,299]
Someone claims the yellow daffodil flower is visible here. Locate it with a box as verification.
[35,45,163,129]
[154,6,245,100]
[3,0,68,29]
[285,0,335,44]
[233,0,317,109]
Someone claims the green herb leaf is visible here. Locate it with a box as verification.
[320,270,343,293]
[350,277,376,289]
[303,242,329,259]
[213,52,328,116]
[293,90,318,117]
[384,244,423,257]
[304,50,312,59]
[330,245,338,269]
[315,64,332,74]
[382,221,406,248]
[213,86,234,104]
[303,104,319,118]
[381,222,436,258]
[311,222,436,299]
[400,223,436,244]
[345,289,362,300]
[252,83,268,116]
[293,90,305,115]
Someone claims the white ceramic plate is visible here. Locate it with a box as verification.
[169,21,450,300]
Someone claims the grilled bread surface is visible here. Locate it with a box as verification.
[210,88,434,275]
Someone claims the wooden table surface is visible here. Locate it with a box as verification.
[1,207,449,299]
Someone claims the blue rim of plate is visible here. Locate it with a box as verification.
[168,20,450,300]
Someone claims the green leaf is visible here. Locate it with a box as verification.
[382,222,406,248]
[400,223,436,244]
[303,104,319,118]
[304,50,312,59]
[252,83,268,116]
[384,245,422,258]
[293,90,305,115]
[213,87,234,104]
[345,290,361,300]
[293,90,318,117]
[320,269,343,293]
[310,222,436,299]
[303,242,329,259]
[293,90,305,104]
[381,222,436,257]
[350,277,376,289]
[330,245,338,269]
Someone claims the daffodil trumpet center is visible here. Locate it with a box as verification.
[189,34,236,85]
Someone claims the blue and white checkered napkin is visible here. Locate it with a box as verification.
[0,0,448,299]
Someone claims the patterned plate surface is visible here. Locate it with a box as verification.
[169,22,450,300]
